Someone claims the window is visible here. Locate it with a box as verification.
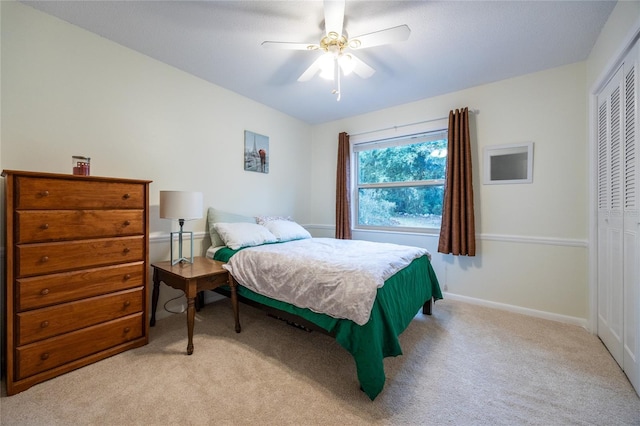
[353,130,448,232]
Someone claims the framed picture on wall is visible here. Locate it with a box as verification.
[244,130,269,174]
[483,142,534,184]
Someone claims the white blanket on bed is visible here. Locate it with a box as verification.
[222,238,429,325]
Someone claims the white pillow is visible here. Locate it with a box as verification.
[213,222,277,250]
[207,207,256,247]
[262,220,311,242]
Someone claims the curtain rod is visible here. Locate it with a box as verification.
[349,108,478,138]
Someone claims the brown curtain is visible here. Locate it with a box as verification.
[438,107,476,256]
[335,132,352,239]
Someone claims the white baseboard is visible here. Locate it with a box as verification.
[155,290,589,330]
[441,292,589,330]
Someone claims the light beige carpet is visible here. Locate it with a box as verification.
[1,298,639,425]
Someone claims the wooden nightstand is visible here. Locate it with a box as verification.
[150,256,240,355]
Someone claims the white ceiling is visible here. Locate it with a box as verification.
[21,1,616,125]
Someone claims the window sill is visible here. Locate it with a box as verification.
[353,226,441,237]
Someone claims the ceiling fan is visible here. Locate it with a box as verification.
[261,0,411,101]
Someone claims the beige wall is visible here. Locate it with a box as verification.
[1,2,312,223]
[308,1,640,325]
[309,63,590,323]
[1,2,312,319]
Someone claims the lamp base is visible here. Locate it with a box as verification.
[169,230,194,265]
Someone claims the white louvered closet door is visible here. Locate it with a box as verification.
[597,66,624,366]
[597,40,640,396]
[621,42,639,395]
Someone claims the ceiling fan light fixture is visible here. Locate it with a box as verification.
[319,53,336,80]
[261,0,408,99]
[339,54,355,75]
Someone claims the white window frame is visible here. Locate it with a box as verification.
[351,126,449,234]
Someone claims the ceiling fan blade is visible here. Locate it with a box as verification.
[297,55,325,82]
[261,41,317,50]
[350,54,375,79]
[324,0,345,36]
[350,24,411,49]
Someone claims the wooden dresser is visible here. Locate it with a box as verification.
[2,170,151,395]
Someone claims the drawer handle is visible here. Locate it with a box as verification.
[39,190,50,197]
[40,352,50,361]
[123,300,131,308]
[40,256,49,263]
[123,220,131,226]
[123,248,130,254]
[40,321,49,329]
[123,193,131,200]
[124,327,131,333]
[123,274,131,280]
[41,223,49,230]
[40,288,50,296]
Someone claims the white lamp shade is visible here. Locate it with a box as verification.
[159,191,203,220]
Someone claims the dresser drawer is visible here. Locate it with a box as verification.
[15,313,143,380]
[16,177,145,209]
[17,262,144,311]
[17,288,143,345]
[17,236,144,277]
[16,210,144,243]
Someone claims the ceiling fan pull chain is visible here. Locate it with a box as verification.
[332,56,341,101]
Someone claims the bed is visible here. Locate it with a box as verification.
[205,209,443,400]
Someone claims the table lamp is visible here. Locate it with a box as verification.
[160,190,203,265]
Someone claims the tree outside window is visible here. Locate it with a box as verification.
[354,131,447,231]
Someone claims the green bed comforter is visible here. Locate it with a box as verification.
[214,245,442,400]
